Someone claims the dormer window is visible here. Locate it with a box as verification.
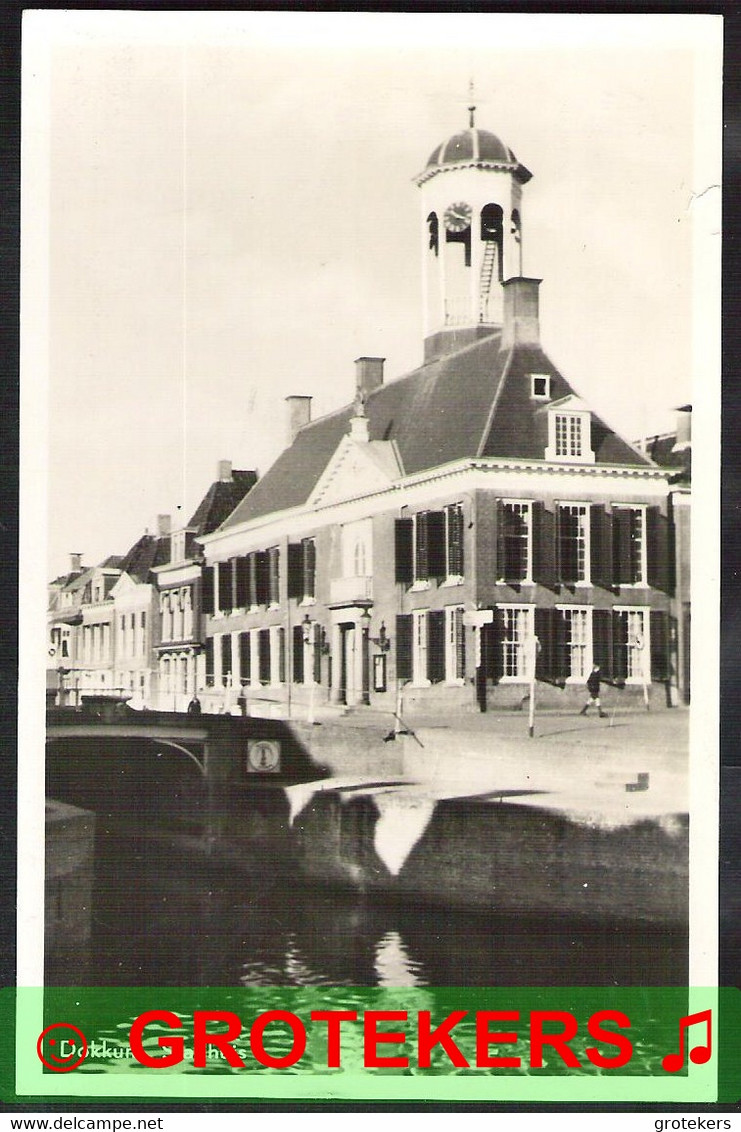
[544,397,595,464]
[530,373,551,400]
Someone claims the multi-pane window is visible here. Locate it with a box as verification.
[614,608,649,681]
[267,547,280,605]
[555,414,584,458]
[412,609,429,685]
[613,506,646,585]
[560,607,590,679]
[501,606,534,679]
[445,503,465,578]
[558,504,589,583]
[500,501,532,582]
[444,606,466,682]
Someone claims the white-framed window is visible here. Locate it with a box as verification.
[613,505,647,585]
[444,605,466,683]
[546,407,594,463]
[499,500,533,583]
[557,503,590,584]
[412,609,430,686]
[499,605,535,680]
[614,607,650,683]
[558,606,591,680]
[530,373,551,400]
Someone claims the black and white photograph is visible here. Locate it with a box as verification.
[19,8,722,1105]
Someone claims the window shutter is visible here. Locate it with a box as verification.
[258,628,271,684]
[303,538,316,599]
[427,610,445,683]
[396,614,413,682]
[612,610,629,682]
[313,623,322,684]
[592,608,613,680]
[647,507,672,593]
[486,607,505,682]
[235,557,250,609]
[292,624,304,683]
[534,607,566,684]
[448,505,464,577]
[204,636,214,680]
[278,628,286,683]
[201,566,214,616]
[287,543,304,599]
[454,607,466,679]
[532,502,556,588]
[590,505,613,589]
[427,512,447,579]
[256,551,270,606]
[612,509,634,586]
[534,607,552,681]
[220,633,232,677]
[650,610,669,681]
[395,519,414,584]
[239,631,251,682]
[495,499,506,580]
[217,561,232,612]
[415,512,429,581]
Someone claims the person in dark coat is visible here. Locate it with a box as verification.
[186,695,202,715]
[580,665,607,718]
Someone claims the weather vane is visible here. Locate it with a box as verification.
[468,78,476,128]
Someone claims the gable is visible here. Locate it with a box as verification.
[310,437,403,508]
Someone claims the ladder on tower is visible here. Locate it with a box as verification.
[479,240,497,323]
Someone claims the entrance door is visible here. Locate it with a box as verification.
[339,624,356,705]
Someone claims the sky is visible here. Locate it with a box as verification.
[22,11,722,580]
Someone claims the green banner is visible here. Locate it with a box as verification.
[2,987,737,1104]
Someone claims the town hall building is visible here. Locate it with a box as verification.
[196,115,682,717]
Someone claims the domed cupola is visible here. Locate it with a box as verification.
[418,128,531,186]
[416,106,533,361]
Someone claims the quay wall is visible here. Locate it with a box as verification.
[291,791,688,925]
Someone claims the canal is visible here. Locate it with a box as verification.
[46,816,687,991]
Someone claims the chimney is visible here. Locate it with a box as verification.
[157,514,171,537]
[70,552,83,573]
[354,357,385,398]
[501,278,541,350]
[217,459,233,483]
[285,395,312,446]
[672,405,692,453]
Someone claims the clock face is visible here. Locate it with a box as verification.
[443,201,472,233]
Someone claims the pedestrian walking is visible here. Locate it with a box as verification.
[580,664,607,718]
[186,694,202,715]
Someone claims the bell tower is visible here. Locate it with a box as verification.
[415,105,532,362]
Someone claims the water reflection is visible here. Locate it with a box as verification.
[46,831,687,990]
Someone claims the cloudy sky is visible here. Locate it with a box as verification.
[22,11,721,579]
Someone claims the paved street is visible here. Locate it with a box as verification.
[299,705,693,829]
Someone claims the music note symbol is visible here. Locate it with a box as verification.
[661,1009,712,1072]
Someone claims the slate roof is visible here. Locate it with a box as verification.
[221,330,653,531]
[118,534,171,584]
[187,470,258,537]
